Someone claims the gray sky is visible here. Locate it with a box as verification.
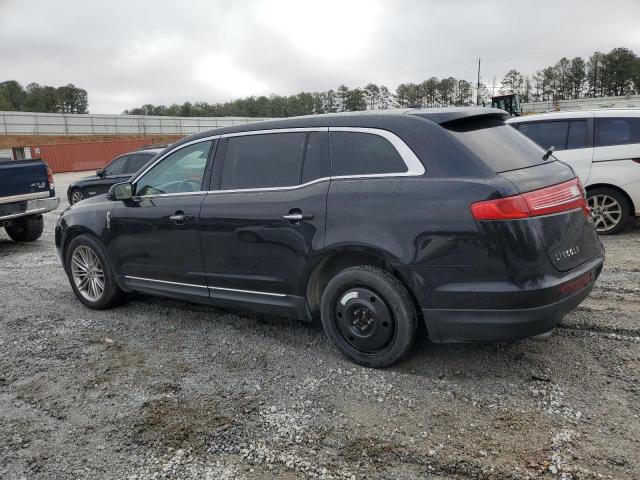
[1,0,639,113]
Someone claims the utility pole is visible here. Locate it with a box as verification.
[476,58,481,105]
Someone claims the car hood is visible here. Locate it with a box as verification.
[68,193,111,211]
[74,175,101,183]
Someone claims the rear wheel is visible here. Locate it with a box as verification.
[5,215,44,242]
[70,189,84,205]
[65,235,123,309]
[320,266,417,368]
[587,187,630,235]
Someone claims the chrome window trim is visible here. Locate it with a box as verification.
[123,275,285,297]
[130,126,425,198]
[204,176,330,195]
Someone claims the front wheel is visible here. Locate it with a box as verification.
[5,215,44,242]
[70,189,84,205]
[320,266,417,368]
[587,187,630,235]
[65,235,123,309]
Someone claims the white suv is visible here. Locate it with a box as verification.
[508,110,640,234]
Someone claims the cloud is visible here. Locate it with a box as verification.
[1,0,639,113]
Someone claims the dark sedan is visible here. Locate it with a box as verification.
[66,148,163,204]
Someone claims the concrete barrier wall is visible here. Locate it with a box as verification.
[0,111,272,136]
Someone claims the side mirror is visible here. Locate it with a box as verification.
[96,168,105,177]
[108,182,133,201]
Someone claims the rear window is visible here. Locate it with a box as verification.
[595,117,640,147]
[443,117,547,173]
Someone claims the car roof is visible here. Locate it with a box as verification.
[508,108,640,123]
[174,107,508,147]
[135,148,164,155]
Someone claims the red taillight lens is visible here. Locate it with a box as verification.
[45,164,55,190]
[471,179,589,220]
[470,195,529,220]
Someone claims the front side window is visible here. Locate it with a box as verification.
[595,117,640,147]
[104,155,128,176]
[518,121,569,151]
[221,133,306,189]
[330,131,407,176]
[135,141,212,196]
[125,153,154,174]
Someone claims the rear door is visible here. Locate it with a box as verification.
[516,117,594,183]
[199,129,330,307]
[592,115,640,177]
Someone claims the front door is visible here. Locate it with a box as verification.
[199,130,330,314]
[108,140,214,301]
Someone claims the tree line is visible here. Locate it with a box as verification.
[2,46,639,117]
[124,47,640,117]
[0,80,88,114]
[501,47,640,102]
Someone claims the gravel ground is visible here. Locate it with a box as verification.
[1,174,639,479]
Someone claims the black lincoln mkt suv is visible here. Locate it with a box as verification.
[55,108,604,367]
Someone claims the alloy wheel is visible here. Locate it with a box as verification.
[588,194,622,233]
[71,246,105,302]
[71,191,84,204]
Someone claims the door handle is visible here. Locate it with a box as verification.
[282,210,313,223]
[169,212,196,224]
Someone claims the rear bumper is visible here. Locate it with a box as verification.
[423,255,604,343]
[0,196,60,221]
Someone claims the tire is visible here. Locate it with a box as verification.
[5,215,44,242]
[587,187,631,235]
[64,234,123,309]
[320,266,417,368]
[70,189,84,205]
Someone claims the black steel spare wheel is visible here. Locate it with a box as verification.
[335,287,396,354]
[320,266,417,368]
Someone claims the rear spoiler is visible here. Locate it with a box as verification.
[410,108,508,126]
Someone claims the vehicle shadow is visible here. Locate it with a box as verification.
[123,292,554,383]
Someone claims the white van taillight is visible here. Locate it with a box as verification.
[471,179,589,220]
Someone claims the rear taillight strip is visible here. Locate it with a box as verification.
[471,178,589,221]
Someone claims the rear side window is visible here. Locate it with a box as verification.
[518,121,569,151]
[444,117,547,173]
[105,155,128,175]
[330,132,407,176]
[125,153,153,174]
[221,133,306,189]
[595,117,640,147]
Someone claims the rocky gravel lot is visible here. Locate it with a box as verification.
[1,174,639,479]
